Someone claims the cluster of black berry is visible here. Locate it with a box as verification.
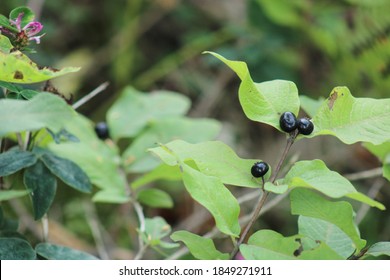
[250,112,314,179]
[279,112,314,135]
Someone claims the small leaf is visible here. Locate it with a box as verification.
[39,151,91,193]
[298,216,354,258]
[205,51,300,131]
[9,7,35,28]
[35,243,98,260]
[142,217,177,248]
[171,230,229,260]
[0,237,36,259]
[284,159,385,209]
[181,164,240,237]
[23,160,57,220]
[310,87,390,145]
[137,188,173,208]
[0,92,75,137]
[299,95,325,117]
[92,190,129,204]
[0,150,37,177]
[240,230,299,260]
[290,188,366,251]
[107,87,190,140]
[364,242,390,258]
[0,80,22,93]
[0,190,30,201]
[131,164,182,189]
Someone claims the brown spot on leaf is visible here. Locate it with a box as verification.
[13,71,24,80]
[328,90,338,110]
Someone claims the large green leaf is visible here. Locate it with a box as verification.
[284,159,385,210]
[205,51,300,131]
[0,150,37,177]
[107,87,190,140]
[23,160,57,220]
[149,140,270,188]
[170,230,229,260]
[0,40,80,83]
[310,87,390,145]
[0,237,36,259]
[122,117,221,173]
[298,216,354,258]
[0,92,75,137]
[48,114,126,202]
[290,188,366,251]
[181,164,240,237]
[39,151,91,193]
[35,243,98,260]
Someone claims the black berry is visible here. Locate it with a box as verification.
[279,112,298,133]
[95,122,110,139]
[297,118,314,135]
[251,162,269,178]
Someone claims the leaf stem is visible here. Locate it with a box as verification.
[72,81,109,110]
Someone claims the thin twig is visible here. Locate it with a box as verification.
[344,168,383,181]
[72,82,109,110]
[356,179,385,225]
[83,200,110,259]
[16,133,24,150]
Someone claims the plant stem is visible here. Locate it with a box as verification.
[41,214,49,242]
[16,133,24,150]
[72,82,109,110]
[230,131,297,259]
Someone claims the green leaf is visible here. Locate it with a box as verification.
[131,164,182,189]
[0,190,30,201]
[298,242,344,260]
[181,164,240,237]
[0,35,14,53]
[48,114,126,202]
[39,150,91,193]
[19,89,40,100]
[0,92,75,137]
[310,87,390,145]
[240,230,298,260]
[149,140,270,188]
[364,242,390,258]
[0,150,37,177]
[9,7,35,28]
[298,216,354,258]
[142,217,178,249]
[290,188,366,251]
[107,87,190,140]
[205,51,300,131]
[284,159,385,209]
[0,49,80,84]
[123,117,221,173]
[137,188,174,208]
[0,80,22,93]
[364,142,390,181]
[0,237,36,259]
[35,243,98,260]
[23,160,57,220]
[170,231,229,260]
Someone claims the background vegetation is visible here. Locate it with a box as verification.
[1,0,389,259]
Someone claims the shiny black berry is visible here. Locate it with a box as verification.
[251,162,269,178]
[95,122,110,140]
[279,112,298,133]
[297,118,314,135]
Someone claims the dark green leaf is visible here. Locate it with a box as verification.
[35,243,98,260]
[24,160,57,220]
[0,150,37,177]
[171,231,229,260]
[39,151,92,193]
[9,7,35,28]
[0,81,22,93]
[0,237,36,259]
[19,89,40,100]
